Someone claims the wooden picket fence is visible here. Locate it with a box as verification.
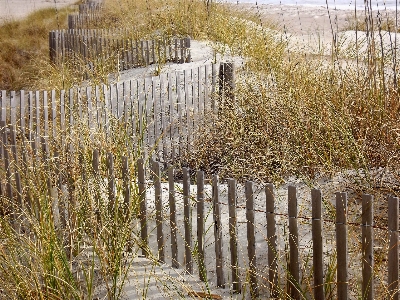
[0,63,229,164]
[132,162,397,300]
[1,60,397,299]
[0,129,397,299]
[68,1,103,29]
[49,29,191,70]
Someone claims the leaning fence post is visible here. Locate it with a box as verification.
[245,181,258,298]
[183,167,193,274]
[153,160,165,263]
[228,178,241,293]
[212,175,225,287]
[336,192,348,300]
[168,166,179,268]
[311,189,324,299]
[197,170,206,281]
[265,183,278,298]
[138,158,148,257]
[288,185,300,300]
[388,196,399,300]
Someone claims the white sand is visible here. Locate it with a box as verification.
[0,0,77,23]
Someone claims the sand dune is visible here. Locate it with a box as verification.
[0,0,77,23]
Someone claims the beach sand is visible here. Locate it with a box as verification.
[0,0,78,23]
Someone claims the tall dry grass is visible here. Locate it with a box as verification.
[1,0,400,298]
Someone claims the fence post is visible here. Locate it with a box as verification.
[336,192,348,300]
[168,166,179,268]
[245,181,258,298]
[49,31,56,64]
[138,158,148,257]
[311,189,324,299]
[228,178,241,293]
[288,185,300,300]
[362,194,374,300]
[68,14,74,30]
[265,183,278,298]
[388,196,399,300]
[197,170,206,281]
[183,167,193,274]
[185,37,191,63]
[153,160,165,263]
[218,62,235,104]
[212,174,225,287]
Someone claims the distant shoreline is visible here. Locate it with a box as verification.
[229,3,399,34]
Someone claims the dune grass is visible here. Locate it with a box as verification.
[1,0,400,299]
[0,5,78,90]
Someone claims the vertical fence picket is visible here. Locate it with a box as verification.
[138,158,148,257]
[183,167,193,274]
[9,93,16,204]
[265,183,278,298]
[51,90,57,144]
[177,72,182,158]
[184,69,191,153]
[152,77,158,159]
[362,194,374,300]
[28,91,34,154]
[10,124,22,209]
[1,120,13,223]
[160,75,167,163]
[288,185,300,300]
[197,170,206,281]
[43,91,49,145]
[388,196,399,300]
[34,91,40,158]
[92,149,100,226]
[311,189,324,299]
[212,175,225,288]
[168,72,174,161]
[107,152,115,213]
[245,181,258,298]
[168,166,179,268]
[0,91,5,160]
[336,192,348,300]
[20,91,31,211]
[122,156,130,215]
[153,160,165,263]
[228,178,241,293]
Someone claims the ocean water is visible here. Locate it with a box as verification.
[226,0,399,10]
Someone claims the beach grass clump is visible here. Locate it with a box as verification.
[0,6,76,90]
[0,110,145,299]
